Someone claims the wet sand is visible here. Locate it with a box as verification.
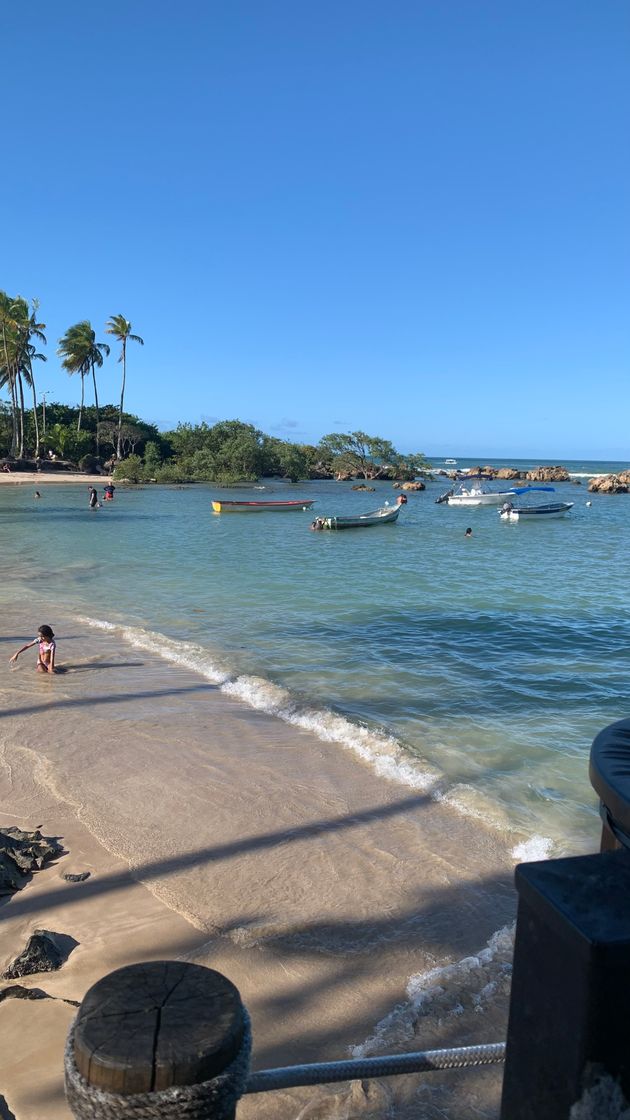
[0,609,516,1118]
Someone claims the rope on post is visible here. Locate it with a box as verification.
[245,1041,506,1094]
[64,961,251,1120]
[64,1017,251,1120]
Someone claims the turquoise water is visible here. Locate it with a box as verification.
[2,458,629,856]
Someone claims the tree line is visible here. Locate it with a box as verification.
[0,291,429,483]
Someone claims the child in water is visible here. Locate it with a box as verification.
[10,625,57,673]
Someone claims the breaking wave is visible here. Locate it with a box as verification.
[76,613,553,860]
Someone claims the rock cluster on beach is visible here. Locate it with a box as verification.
[0,827,62,896]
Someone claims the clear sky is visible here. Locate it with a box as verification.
[3,1,629,459]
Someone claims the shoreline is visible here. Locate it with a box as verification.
[0,472,107,486]
[0,606,517,1119]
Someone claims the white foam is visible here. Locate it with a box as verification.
[511,835,553,862]
[351,924,515,1058]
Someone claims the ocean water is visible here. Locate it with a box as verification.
[2,457,629,859]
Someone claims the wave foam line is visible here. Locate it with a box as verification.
[351,924,515,1059]
[76,614,553,855]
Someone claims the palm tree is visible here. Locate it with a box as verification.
[58,322,109,450]
[105,315,143,461]
[0,292,20,455]
[0,294,46,458]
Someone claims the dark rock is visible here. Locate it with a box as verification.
[63,871,90,883]
[0,828,63,897]
[0,984,80,1007]
[2,929,73,979]
[0,985,49,1003]
[351,484,375,491]
[401,481,425,491]
[0,1093,17,1120]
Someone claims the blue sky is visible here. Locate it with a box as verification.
[3,1,629,458]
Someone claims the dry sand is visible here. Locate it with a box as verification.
[0,610,516,1119]
[0,473,107,486]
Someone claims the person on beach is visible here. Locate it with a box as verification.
[10,626,57,673]
[88,486,99,509]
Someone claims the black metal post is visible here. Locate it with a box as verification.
[500,849,630,1119]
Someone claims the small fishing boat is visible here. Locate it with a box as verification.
[445,458,457,465]
[498,486,573,520]
[311,496,405,530]
[212,499,315,512]
[500,501,574,521]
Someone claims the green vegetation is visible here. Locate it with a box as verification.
[1,291,430,484]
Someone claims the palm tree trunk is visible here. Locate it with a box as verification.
[1,324,18,458]
[9,373,19,457]
[92,360,100,455]
[30,368,40,459]
[17,373,25,458]
[117,339,127,460]
[77,373,85,431]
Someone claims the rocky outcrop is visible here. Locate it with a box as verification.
[0,828,63,896]
[588,474,629,494]
[495,468,522,480]
[525,466,570,482]
[400,480,425,490]
[351,484,375,491]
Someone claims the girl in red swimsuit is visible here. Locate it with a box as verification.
[10,625,57,673]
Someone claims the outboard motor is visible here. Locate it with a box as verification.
[435,489,453,505]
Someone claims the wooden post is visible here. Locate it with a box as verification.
[500,850,630,1119]
[67,960,248,1118]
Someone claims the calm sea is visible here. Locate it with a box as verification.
[3,455,630,858]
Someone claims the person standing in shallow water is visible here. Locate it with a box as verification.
[10,625,57,673]
[465,527,473,537]
[88,486,99,509]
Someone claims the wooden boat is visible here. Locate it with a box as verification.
[212,499,315,512]
[311,497,404,530]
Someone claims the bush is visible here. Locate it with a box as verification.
[113,454,144,483]
[153,462,189,483]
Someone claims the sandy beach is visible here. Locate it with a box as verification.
[0,473,107,487]
[0,608,517,1119]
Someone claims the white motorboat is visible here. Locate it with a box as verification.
[439,477,518,506]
